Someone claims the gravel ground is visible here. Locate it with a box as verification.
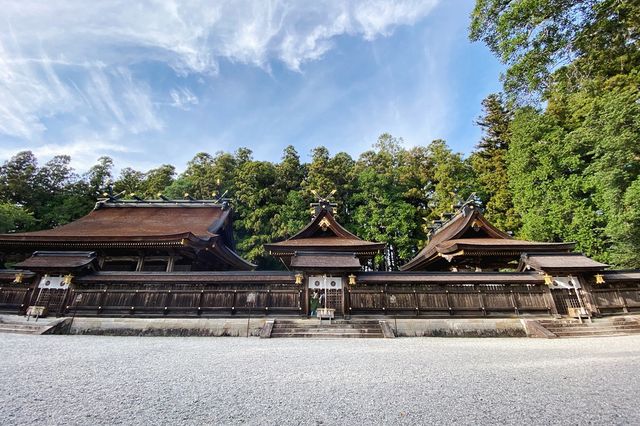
[1,334,639,425]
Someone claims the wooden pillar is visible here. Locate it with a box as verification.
[304,280,309,317]
[578,276,600,316]
[542,284,559,317]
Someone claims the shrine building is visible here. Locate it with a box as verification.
[0,196,637,322]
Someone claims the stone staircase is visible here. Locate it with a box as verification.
[0,315,68,335]
[266,319,392,339]
[537,316,640,338]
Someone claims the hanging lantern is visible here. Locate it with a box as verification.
[62,274,74,285]
[348,274,357,286]
[13,272,24,284]
[594,274,606,285]
[294,273,303,285]
[543,274,553,286]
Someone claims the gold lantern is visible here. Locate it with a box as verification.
[294,273,303,285]
[594,274,606,285]
[348,274,357,286]
[62,274,74,285]
[13,272,24,284]
[543,274,553,286]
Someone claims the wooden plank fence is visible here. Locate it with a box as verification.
[590,284,640,314]
[348,284,552,316]
[2,274,638,318]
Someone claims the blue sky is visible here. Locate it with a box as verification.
[0,0,504,174]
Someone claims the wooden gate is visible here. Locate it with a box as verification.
[32,288,68,316]
[325,288,343,316]
[551,289,580,315]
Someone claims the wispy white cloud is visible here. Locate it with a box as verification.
[0,0,438,145]
[170,87,199,110]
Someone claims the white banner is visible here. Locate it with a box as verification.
[552,276,581,289]
[38,275,69,290]
[308,276,342,289]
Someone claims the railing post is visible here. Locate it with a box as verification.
[510,288,519,316]
[476,284,486,316]
[615,288,629,313]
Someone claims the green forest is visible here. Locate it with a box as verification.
[1,0,638,270]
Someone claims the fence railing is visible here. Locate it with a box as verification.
[348,284,552,316]
[67,287,303,316]
[590,285,640,314]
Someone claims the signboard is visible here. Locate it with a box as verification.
[308,276,342,289]
[38,275,69,290]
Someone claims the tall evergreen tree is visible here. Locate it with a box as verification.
[470,93,519,232]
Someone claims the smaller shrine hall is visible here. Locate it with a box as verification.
[265,198,384,316]
[401,204,576,272]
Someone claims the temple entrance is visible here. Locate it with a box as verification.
[308,275,344,317]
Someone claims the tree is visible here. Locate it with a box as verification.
[470,0,640,101]
[0,151,39,206]
[143,165,176,198]
[85,156,114,197]
[0,203,35,234]
[113,168,145,196]
[470,93,519,232]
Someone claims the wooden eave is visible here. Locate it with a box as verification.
[265,209,384,255]
[355,271,545,285]
[0,232,210,250]
[75,271,294,284]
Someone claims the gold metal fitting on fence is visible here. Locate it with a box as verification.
[348,274,357,286]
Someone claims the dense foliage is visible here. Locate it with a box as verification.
[0,137,473,270]
[1,0,638,269]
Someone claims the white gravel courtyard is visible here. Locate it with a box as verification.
[1,334,639,425]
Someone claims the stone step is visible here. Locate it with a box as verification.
[0,324,47,335]
[550,327,640,333]
[552,332,632,338]
[272,324,380,330]
[271,332,384,339]
[272,327,383,334]
[270,319,384,338]
[276,319,380,326]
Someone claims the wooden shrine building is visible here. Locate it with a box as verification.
[0,199,255,272]
[0,196,637,319]
[401,204,575,272]
[265,198,385,317]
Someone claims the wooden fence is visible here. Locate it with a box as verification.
[348,284,552,316]
[68,286,303,317]
[590,284,640,314]
[0,286,32,314]
[3,273,638,318]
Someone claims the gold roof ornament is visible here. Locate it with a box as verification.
[319,217,331,231]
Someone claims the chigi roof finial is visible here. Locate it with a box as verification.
[309,189,337,217]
